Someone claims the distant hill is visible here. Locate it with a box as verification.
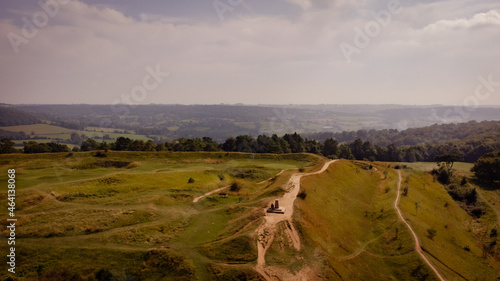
[0,107,41,126]
[3,104,500,141]
[306,120,500,146]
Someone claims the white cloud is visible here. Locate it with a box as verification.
[424,9,500,32]
[0,0,499,105]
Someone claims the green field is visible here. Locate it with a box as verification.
[0,152,322,280]
[0,153,498,280]
[0,123,153,148]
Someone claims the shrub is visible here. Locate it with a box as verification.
[298,167,305,173]
[460,176,468,186]
[94,151,107,158]
[431,166,452,184]
[188,177,195,183]
[297,190,307,199]
[427,228,437,240]
[491,227,498,238]
[229,181,242,192]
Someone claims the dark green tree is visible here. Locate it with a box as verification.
[0,138,17,154]
[471,151,500,184]
[81,138,99,151]
[114,137,133,151]
[322,138,338,157]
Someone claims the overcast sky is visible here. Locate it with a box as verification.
[0,0,499,105]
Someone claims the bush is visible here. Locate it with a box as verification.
[298,167,305,173]
[297,190,307,199]
[431,166,452,184]
[427,228,437,240]
[460,176,468,186]
[229,181,242,192]
[188,177,195,183]
[94,151,107,158]
[491,227,498,238]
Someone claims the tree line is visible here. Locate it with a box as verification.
[1,130,497,164]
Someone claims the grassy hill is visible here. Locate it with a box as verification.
[293,160,500,280]
[0,152,322,280]
[0,152,498,280]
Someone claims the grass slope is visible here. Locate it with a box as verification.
[295,160,500,280]
[0,151,322,280]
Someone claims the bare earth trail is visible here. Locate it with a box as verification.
[255,160,337,281]
[193,170,287,203]
[257,170,286,184]
[395,170,446,281]
[192,186,229,203]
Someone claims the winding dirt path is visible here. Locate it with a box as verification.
[192,186,228,203]
[255,160,337,280]
[258,170,285,184]
[395,170,446,281]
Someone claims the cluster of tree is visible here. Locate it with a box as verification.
[3,132,497,165]
[80,137,157,152]
[0,129,29,140]
[0,107,40,126]
[0,139,17,154]
[23,141,69,153]
[307,121,500,146]
[471,151,500,183]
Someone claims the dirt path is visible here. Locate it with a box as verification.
[395,170,446,281]
[258,170,285,184]
[192,186,228,203]
[255,160,337,280]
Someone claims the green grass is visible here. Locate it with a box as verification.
[1,151,496,280]
[295,160,437,280]
[292,160,500,280]
[0,151,320,280]
[0,124,75,134]
[0,123,153,147]
[399,169,500,280]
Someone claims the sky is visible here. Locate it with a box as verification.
[0,0,499,105]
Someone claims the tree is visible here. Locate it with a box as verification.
[322,138,338,157]
[184,138,205,151]
[349,138,364,160]
[305,139,321,155]
[338,144,354,159]
[202,137,219,152]
[114,137,132,151]
[70,132,82,145]
[129,140,145,151]
[471,151,500,184]
[144,140,156,151]
[0,138,17,154]
[81,138,99,151]
[283,133,305,153]
[222,137,237,152]
[435,154,460,170]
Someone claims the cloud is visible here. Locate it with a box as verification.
[424,9,500,32]
[283,0,313,10]
[0,0,499,105]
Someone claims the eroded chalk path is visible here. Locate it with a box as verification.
[255,160,337,281]
[395,170,446,281]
